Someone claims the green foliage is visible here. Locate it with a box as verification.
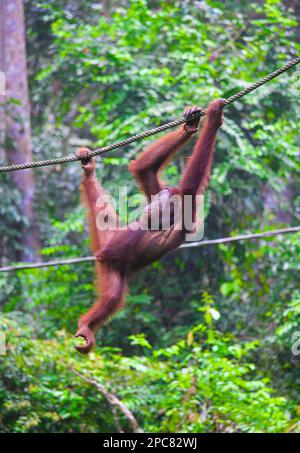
[34,0,300,189]
[1,0,299,433]
[218,232,300,402]
[0,310,292,433]
[27,0,300,249]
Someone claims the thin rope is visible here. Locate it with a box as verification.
[0,57,299,174]
[0,226,299,273]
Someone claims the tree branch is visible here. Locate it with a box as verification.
[70,368,143,433]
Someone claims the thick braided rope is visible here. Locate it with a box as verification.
[224,57,300,105]
[0,115,204,173]
[0,57,299,173]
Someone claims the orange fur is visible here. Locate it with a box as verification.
[75,101,224,353]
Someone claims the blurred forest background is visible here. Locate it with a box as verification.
[0,0,299,433]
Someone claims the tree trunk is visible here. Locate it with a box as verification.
[0,0,40,261]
